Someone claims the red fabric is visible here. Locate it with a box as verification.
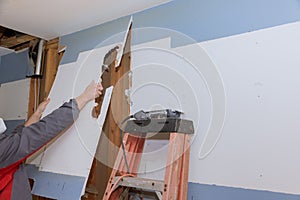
[0,159,24,200]
[0,134,61,200]
[0,140,54,199]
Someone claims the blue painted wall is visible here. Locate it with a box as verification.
[27,165,85,200]
[188,183,300,200]
[0,50,29,132]
[0,50,29,84]
[133,0,300,43]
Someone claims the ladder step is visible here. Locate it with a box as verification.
[113,177,164,192]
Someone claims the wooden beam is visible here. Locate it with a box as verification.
[107,24,132,198]
[39,38,59,102]
[0,34,37,49]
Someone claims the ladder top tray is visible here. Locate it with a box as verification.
[124,118,194,134]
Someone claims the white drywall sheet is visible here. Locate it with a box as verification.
[191,21,300,194]
[116,16,132,67]
[0,78,30,120]
[132,22,300,194]
[131,36,216,179]
[28,47,116,196]
[28,46,113,174]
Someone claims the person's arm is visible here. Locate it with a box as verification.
[0,81,103,168]
[75,80,103,110]
[24,98,50,127]
[24,80,103,127]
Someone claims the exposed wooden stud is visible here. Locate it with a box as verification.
[38,38,59,102]
[27,78,39,119]
[108,23,132,173]
[84,25,132,200]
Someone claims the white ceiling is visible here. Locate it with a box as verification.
[0,0,171,40]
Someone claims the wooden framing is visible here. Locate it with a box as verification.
[82,25,132,200]
[0,26,38,51]
[0,35,37,49]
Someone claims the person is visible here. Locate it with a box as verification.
[0,80,103,200]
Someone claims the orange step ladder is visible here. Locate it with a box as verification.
[103,118,194,200]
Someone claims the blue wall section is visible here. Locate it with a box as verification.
[27,165,86,200]
[0,50,29,84]
[188,183,300,200]
[133,0,300,43]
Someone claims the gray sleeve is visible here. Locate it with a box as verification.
[0,99,80,168]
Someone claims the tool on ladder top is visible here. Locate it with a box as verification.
[103,109,194,200]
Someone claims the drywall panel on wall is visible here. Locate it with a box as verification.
[130,36,216,179]
[132,37,172,179]
[0,78,30,120]
[131,21,300,195]
[189,21,300,195]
